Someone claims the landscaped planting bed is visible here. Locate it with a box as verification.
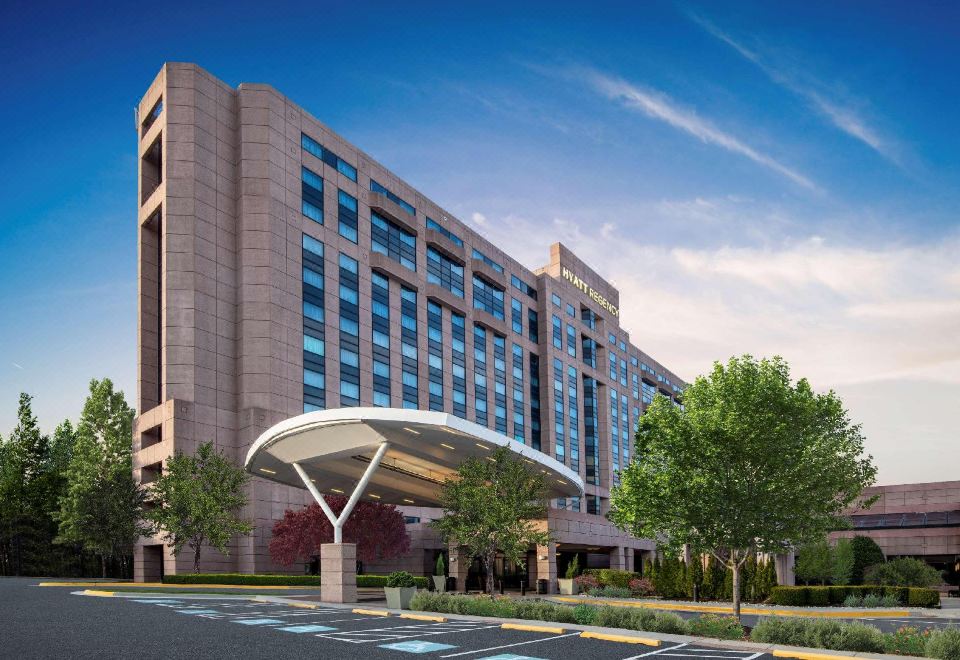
[409,593,960,658]
[769,585,940,608]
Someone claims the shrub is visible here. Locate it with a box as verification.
[751,617,886,653]
[385,571,417,588]
[594,605,634,629]
[688,614,744,640]
[885,626,930,657]
[770,586,808,606]
[907,588,940,608]
[926,628,960,660]
[588,586,632,598]
[594,569,639,589]
[648,611,690,635]
[572,603,597,625]
[850,536,886,584]
[807,587,830,606]
[629,577,655,597]
[865,558,943,588]
[565,555,580,580]
[574,574,599,592]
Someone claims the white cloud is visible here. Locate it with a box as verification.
[572,67,818,191]
[689,13,900,165]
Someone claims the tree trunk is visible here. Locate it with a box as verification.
[485,551,496,595]
[194,544,202,573]
[731,561,741,620]
[101,554,107,579]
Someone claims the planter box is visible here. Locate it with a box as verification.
[385,586,417,609]
[558,579,579,595]
[432,576,447,593]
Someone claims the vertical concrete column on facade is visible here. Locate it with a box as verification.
[321,543,357,603]
[609,546,627,570]
[449,544,471,593]
[535,542,557,594]
[775,549,796,586]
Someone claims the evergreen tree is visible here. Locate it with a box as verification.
[57,379,147,577]
[688,556,704,599]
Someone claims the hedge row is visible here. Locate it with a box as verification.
[582,569,640,589]
[769,585,940,608]
[162,573,429,588]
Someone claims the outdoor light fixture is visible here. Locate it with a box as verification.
[538,555,548,561]
[259,467,277,475]
[439,443,455,450]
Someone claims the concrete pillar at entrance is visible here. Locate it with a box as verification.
[449,545,471,593]
[609,546,627,570]
[774,549,796,586]
[321,543,357,603]
[534,542,557,594]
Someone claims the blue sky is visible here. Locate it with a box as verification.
[1,1,957,483]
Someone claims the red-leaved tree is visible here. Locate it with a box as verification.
[269,496,411,565]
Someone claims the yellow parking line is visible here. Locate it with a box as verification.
[400,613,447,622]
[773,649,855,660]
[580,631,660,646]
[352,608,391,616]
[501,623,566,634]
[83,590,115,597]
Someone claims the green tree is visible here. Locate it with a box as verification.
[57,379,148,577]
[688,556,704,599]
[147,441,253,572]
[610,355,876,618]
[431,446,551,595]
[795,539,833,585]
[831,538,855,586]
[850,535,886,585]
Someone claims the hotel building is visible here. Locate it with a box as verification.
[132,63,686,586]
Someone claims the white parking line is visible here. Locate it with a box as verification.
[623,643,689,659]
[318,621,501,644]
[439,631,581,657]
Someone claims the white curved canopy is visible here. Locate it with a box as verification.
[245,407,584,507]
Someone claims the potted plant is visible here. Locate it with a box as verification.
[384,570,418,609]
[433,554,447,593]
[558,555,580,595]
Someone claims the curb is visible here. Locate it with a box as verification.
[551,596,913,619]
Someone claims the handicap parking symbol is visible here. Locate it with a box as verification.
[379,640,458,653]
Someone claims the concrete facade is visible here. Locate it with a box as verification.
[831,481,960,587]
[133,63,687,587]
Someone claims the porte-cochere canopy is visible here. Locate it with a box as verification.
[244,407,584,507]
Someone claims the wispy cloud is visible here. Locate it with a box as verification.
[688,12,899,165]
[571,67,818,191]
[11,362,24,371]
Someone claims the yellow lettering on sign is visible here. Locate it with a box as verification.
[560,266,619,317]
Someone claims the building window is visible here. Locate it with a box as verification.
[401,286,419,408]
[621,392,630,465]
[493,335,507,434]
[371,179,414,215]
[472,275,504,320]
[566,303,575,318]
[552,315,562,350]
[582,335,596,369]
[611,387,621,481]
[428,301,444,412]
[511,343,525,443]
[472,248,503,273]
[620,358,628,387]
[581,306,596,330]
[451,312,467,419]
[529,354,541,451]
[426,217,463,247]
[302,234,325,412]
[338,253,360,407]
[510,274,537,300]
[474,325,488,426]
[372,212,416,271]
[301,132,357,181]
[552,293,561,307]
[301,166,323,224]
[566,323,577,358]
[567,364,579,474]
[583,376,599,487]
[553,359,565,464]
[642,381,655,405]
[511,298,523,334]
[609,351,618,381]
[371,271,391,406]
[527,309,538,342]
[338,189,358,243]
[426,247,464,297]
[609,332,617,344]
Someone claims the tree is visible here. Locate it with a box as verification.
[269,498,410,566]
[795,539,833,585]
[431,446,551,595]
[850,535,885,585]
[57,379,148,577]
[147,441,253,572]
[609,355,877,618]
[831,538,855,586]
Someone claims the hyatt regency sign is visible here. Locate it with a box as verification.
[561,266,619,317]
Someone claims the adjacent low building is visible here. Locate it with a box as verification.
[831,480,960,589]
[132,63,688,587]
